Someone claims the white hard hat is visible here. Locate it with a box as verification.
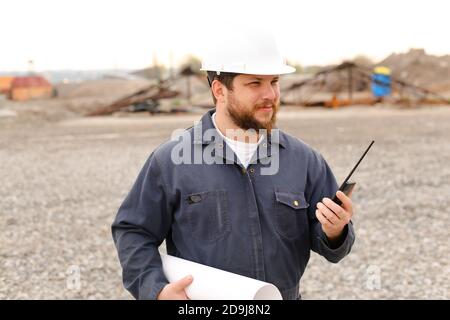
[200,28,295,75]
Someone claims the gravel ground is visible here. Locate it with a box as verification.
[0,105,449,299]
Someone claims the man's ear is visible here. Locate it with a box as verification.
[211,79,225,103]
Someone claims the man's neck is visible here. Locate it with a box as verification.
[214,111,260,144]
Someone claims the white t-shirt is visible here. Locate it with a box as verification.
[212,112,263,168]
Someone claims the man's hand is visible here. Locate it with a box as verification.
[315,189,354,244]
[157,275,193,300]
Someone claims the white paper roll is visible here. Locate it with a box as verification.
[160,253,282,300]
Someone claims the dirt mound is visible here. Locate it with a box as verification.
[378,49,450,90]
[55,78,154,98]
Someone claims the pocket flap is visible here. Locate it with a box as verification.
[275,191,309,210]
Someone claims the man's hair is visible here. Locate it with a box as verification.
[207,71,240,104]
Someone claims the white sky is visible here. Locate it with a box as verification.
[1,0,449,72]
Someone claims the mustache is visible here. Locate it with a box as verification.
[254,101,278,110]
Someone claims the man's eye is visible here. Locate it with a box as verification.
[249,82,260,85]
[271,80,279,84]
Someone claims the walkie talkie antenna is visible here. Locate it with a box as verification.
[342,140,375,184]
[332,140,375,206]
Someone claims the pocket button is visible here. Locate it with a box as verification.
[188,194,202,204]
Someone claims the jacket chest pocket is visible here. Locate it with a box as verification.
[274,191,309,240]
[184,190,230,242]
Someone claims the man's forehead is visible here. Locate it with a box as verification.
[238,74,280,80]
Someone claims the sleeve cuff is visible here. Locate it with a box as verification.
[148,281,169,300]
[134,270,169,300]
[317,222,355,263]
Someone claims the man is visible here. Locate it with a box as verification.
[112,30,355,300]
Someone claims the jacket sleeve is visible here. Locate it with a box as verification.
[306,151,356,263]
[111,151,173,299]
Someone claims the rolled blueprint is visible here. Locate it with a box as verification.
[160,253,283,300]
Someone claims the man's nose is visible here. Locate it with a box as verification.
[261,83,278,101]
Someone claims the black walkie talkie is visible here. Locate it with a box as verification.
[332,140,375,206]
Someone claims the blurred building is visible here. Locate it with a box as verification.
[9,76,53,101]
[0,76,14,94]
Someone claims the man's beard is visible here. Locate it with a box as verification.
[226,94,279,134]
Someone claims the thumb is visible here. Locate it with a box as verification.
[172,275,193,291]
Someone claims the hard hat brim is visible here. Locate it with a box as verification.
[200,64,296,75]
